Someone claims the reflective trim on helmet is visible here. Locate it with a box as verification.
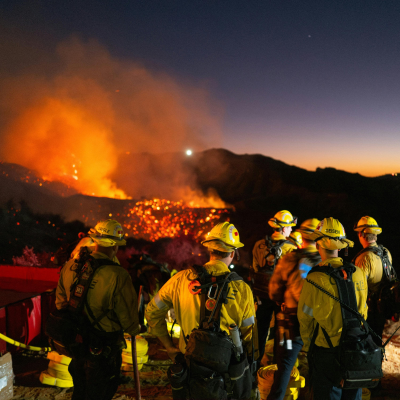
[315,235,347,241]
[154,293,168,309]
[242,316,255,327]
[302,304,313,317]
[275,216,297,226]
[96,233,122,241]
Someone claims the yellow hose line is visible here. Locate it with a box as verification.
[0,333,51,352]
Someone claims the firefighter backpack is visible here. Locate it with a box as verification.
[353,244,399,319]
[307,263,383,389]
[45,247,120,359]
[172,265,254,400]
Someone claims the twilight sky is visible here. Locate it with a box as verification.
[1,0,400,177]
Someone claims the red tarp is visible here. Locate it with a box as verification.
[0,266,58,351]
[0,265,60,283]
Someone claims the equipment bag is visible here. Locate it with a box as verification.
[45,247,120,359]
[353,244,399,318]
[264,236,291,269]
[307,263,384,389]
[170,266,253,400]
[252,237,293,299]
[353,244,397,282]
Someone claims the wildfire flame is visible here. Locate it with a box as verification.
[1,37,227,211]
[3,98,129,199]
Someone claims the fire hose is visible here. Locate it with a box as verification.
[0,332,51,352]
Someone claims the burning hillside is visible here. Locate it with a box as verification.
[0,37,224,208]
[119,198,229,242]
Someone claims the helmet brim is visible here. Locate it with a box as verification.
[201,238,243,251]
[354,226,382,234]
[89,234,126,247]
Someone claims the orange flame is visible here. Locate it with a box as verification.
[1,37,225,206]
[3,98,129,198]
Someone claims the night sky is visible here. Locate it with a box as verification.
[1,0,400,177]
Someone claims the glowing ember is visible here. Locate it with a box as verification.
[121,198,230,241]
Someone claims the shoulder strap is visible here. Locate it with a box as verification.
[84,257,122,331]
[199,272,242,329]
[377,245,397,281]
[305,276,382,344]
[67,256,119,318]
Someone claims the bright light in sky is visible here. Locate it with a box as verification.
[186,149,193,156]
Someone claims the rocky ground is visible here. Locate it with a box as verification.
[9,321,400,400]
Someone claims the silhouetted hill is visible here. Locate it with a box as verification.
[2,150,400,266]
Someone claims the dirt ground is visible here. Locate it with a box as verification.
[10,322,400,400]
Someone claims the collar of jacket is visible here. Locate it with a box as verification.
[203,259,230,276]
[271,232,287,241]
[319,257,343,267]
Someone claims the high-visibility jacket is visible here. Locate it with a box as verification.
[55,251,140,337]
[145,259,256,355]
[354,242,393,295]
[269,245,320,309]
[252,232,296,273]
[298,257,368,351]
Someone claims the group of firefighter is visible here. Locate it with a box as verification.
[53,211,397,400]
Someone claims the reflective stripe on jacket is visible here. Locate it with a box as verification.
[55,251,140,336]
[297,257,368,351]
[145,259,256,355]
[354,243,393,294]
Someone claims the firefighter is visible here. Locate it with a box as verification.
[267,219,321,400]
[298,218,368,400]
[288,231,303,249]
[353,216,395,345]
[145,221,256,358]
[252,210,297,364]
[55,219,140,400]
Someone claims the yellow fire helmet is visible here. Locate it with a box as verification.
[289,231,303,248]
[297,218,320,241]
[310,217,354,250]
[89,219,127,247]
[354,216,382,235]
[268,210,297,229]
[201,222,244,252]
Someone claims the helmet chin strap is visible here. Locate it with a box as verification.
[235,249,240,261]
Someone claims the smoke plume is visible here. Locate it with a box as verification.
[0,36,223,202]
